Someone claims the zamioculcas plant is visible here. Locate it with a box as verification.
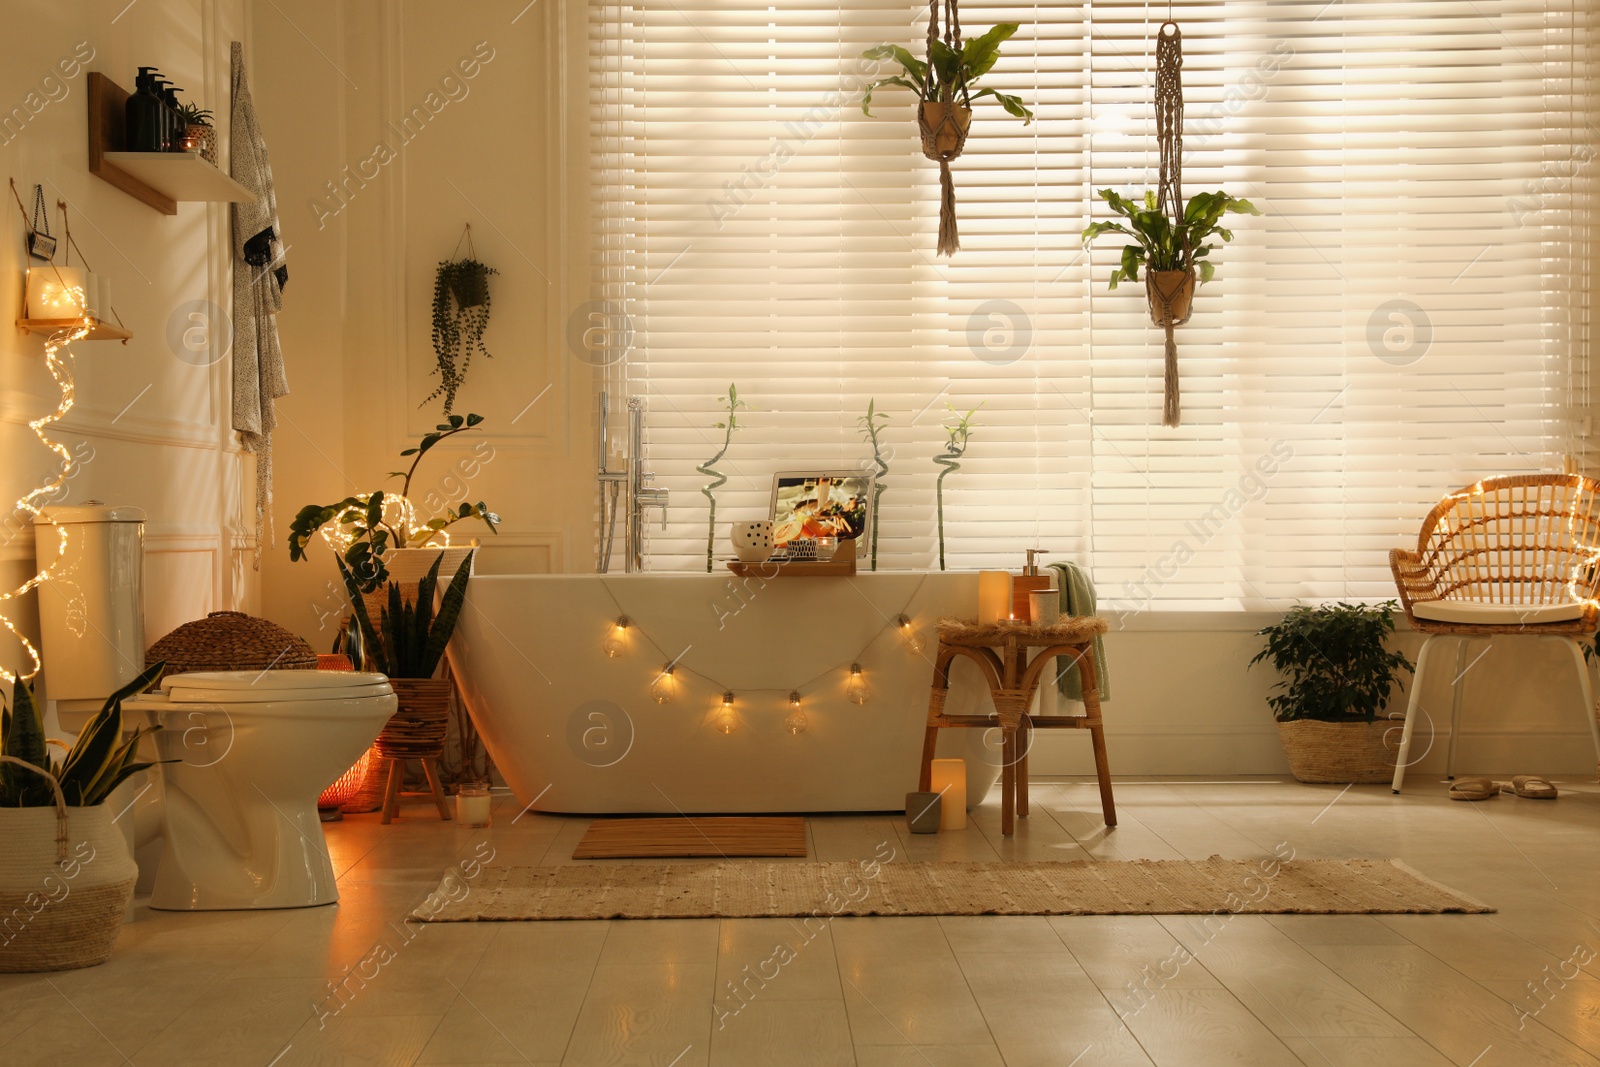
[858,400,890,571]
[934,403,979,571]
[1,661,169,807]
[289,413,499,594]
[699,385,746,572]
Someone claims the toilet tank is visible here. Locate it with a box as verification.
[33,503,146,707]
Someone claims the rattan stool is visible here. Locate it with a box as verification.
[918,617,1116,836]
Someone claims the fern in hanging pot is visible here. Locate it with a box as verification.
[1078,23,1261,427]
[860,6,1033,256]
[427,232,497,416]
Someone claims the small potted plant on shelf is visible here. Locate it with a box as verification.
[1,661,167,972]
[173,102,216,164]
[1250,601,1414,784]
[288,413,500,595]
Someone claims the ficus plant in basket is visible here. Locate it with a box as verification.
[288,414,499,595]
[1250,602,1415,784]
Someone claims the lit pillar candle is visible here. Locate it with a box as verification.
[928,758,967,830]
[978,571,1012,624]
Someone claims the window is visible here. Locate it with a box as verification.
[588,0,1593,606]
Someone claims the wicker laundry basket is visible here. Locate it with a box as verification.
[145,611,318,677]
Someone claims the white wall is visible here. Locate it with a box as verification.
[252,0,593,654]
[248,0,1600,779]
[0,0,252,704]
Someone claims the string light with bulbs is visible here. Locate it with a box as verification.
[596,575,930,732]
[1,318,89,683]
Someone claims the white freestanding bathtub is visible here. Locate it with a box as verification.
[447,571,1004,813]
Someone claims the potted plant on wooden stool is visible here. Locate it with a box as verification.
[1251,602,1414,783]
[1,662,166,972]
[338,550,473,822]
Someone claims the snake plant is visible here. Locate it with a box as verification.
[934,404,979,571]
[699,385,747,572]
[1,661,168,807]
[858,400,890,571]
[340,550,474,679]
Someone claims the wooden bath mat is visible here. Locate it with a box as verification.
[571,817,808,859]
[414,858,1493,921]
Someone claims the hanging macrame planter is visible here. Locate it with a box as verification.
[860,1,1033,257]
[917,2,972,256]
[1150,22,1192,427]
[1080,21,1260,427]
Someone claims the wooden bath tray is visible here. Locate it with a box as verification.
[726,554,856,578]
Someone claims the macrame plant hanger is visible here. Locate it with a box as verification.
[918,0,972,256]
[1149,19,1193,427]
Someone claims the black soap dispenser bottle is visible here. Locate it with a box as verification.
[124,67,165,152]
[161,85,185,152]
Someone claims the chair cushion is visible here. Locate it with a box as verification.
[1411,600,1587,625]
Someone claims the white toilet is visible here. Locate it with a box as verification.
[34,504,397,912]
[122,671,395,910]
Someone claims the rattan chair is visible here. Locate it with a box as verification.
[1389,473,1600,792]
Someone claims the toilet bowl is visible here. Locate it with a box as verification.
[122,670,396,911]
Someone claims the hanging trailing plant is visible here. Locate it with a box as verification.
[699,384,747,573]
[860,2,1033,256]
[858,400,890,571]
[934,403,979,571]
[1078,23,1259,428]
[427,224,497,416]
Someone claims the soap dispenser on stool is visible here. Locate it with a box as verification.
[1013,548,1052,620]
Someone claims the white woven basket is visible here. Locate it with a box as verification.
[0,756,138,972]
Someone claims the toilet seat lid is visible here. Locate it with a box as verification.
[160,670,394,704]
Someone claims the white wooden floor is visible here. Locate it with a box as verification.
[3,776,1597,1066]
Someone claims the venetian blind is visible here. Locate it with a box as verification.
[588,0,1593,606]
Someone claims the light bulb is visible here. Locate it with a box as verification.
[716,692,738,734]
[785,691,807,735]
[896,614,927,656]
[649,665,676,704]
[603,616,629,658]
[846,663,870,705]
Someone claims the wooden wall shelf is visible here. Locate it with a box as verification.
[87,72,251,214]
[17,317,133,343]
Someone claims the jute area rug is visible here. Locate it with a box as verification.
[413,858,1491,922]
[572,817,807,859]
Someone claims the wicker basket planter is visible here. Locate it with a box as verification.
[0,801,138,973]
[378,679,452,757]
[1276,719,1398,784]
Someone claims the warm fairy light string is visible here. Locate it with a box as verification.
[317,493,454,554]
[596,575,930,724]
[0,316,89,683]
[1432,478,1600,610]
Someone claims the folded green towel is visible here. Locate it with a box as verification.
[1047,560,1110,702]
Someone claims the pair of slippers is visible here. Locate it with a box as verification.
[1447,775,1558,801]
